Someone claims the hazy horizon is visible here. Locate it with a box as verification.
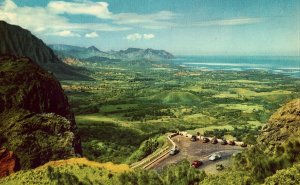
[47,43,300,57]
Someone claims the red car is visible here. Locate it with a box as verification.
[191,160,203,168]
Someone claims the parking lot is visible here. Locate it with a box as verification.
[150,135,243,174]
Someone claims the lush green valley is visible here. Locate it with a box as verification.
[62,59,300,164]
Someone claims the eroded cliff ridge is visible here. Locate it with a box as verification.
[0,55,82,172]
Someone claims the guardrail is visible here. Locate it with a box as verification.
[130,146,170,169]
[130,133,178,169]
[143,150,170,169]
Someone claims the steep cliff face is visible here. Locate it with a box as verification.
[0,21,91,80]
[0,21,60,64]
[258,99,300,151]
[0,55,82,171]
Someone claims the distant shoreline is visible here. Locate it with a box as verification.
[172,55,300,78]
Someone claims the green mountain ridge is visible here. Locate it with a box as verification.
[0,55,82,171]
[0,21,91,80]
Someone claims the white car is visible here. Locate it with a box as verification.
[169,147,179,155]
[209,152,222,161]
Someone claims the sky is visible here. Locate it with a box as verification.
[0,0,299,55]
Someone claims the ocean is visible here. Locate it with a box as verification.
[172,56,300,78]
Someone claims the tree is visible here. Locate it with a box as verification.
[264,164,300,185]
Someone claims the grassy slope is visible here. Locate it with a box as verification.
[151,91,201,104]
[0,158,130,185]
[0,160,207,185]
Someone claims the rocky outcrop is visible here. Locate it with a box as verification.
[258,99,300,151]
[0,55,82,172]
[0,21,90,80]
[0,148,19,178]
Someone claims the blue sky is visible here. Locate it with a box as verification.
[0,0,299,55]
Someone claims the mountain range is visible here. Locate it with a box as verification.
[0,20,174,79]
[49,44,174,62]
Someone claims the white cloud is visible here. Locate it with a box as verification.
[85,32,99,38]
[191,18,263,27]
[2,0,16,10]
[47,1,112,19]
[47,1,178,30]
[113,11,178,29]
[215,18,263,26]
[0,0,178,36]
[126,33,142,41]
[0,0,264,39]
[126,33,155,41]
[48,1,178,30]
[143,34,155,39]
[50,30,81,37]
[0,0,129,37]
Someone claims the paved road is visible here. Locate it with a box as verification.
[150,135,243,173]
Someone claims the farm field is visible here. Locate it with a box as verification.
[61,59,300,164]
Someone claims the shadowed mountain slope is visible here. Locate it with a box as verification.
[0,21,91,80]
[0,55,82,172]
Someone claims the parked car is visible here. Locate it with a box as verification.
[190,135,197,142]
[202,137,210,143]
[169,147,179,155]
[241,142,247,147]
[191,160,203,168]
[211,137,218,144]
[228,140,235,145]
[221,139,227,145]
[209,152,222,161]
